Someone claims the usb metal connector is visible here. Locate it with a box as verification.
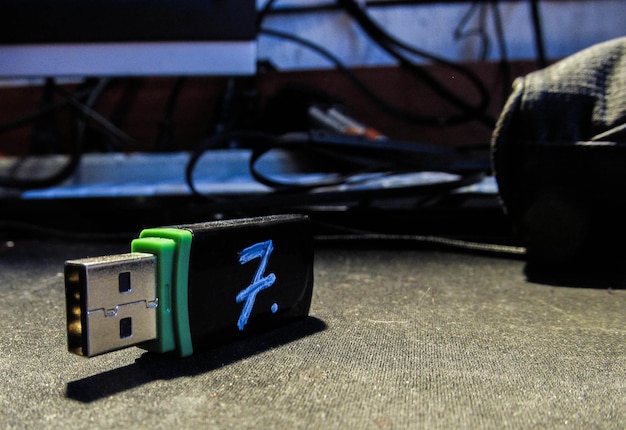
[65,253,158,357]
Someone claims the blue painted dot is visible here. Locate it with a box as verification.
[271,303,278,313]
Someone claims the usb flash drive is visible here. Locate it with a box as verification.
[65,214,314,358]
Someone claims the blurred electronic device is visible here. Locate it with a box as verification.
[0,0,256,77]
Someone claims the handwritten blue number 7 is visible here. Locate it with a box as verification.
[236,240,276,330]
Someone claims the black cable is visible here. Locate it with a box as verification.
[185,130,276,198]
[0,79,110,190]
[187,171,486,213]
[29,78,63,155]
[454,1,491,62]
[490,0,512,103]
[185,129,489,208]
[313,226,525,257]
[263,1,519,16]
[185,130,348,196]
[453,1,511,106]
[188,169,485,215]
[0,86,105,136]
[530,0,548,68]
[248,143,370,192]
[244,130,472,191]
[156,77,187,151]
[261,27,489,128]
[336,0,496,128]
[248,145,488,192]
[74,77,111,148]
[53,83,135,148]
[257,0,279,28]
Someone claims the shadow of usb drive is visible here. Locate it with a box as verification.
[66,316,326,403]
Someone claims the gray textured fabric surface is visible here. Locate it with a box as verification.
[0,239,624,429]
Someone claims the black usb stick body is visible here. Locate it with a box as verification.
[65,214,314,358]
